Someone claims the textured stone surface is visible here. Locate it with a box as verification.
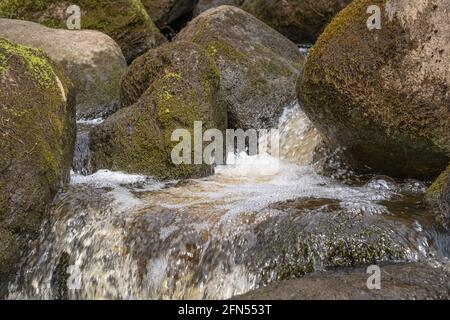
[0,19,127,119]
[91,41,227,180]
[177,5,304,129]
[298,0,450,179]
[0,38,76,294]
[0,0,167,63]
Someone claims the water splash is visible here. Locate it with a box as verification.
[8,105,449,300]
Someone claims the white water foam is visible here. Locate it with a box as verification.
[71,169,156,188]
[76,117,105,125]
[9,103,441,300]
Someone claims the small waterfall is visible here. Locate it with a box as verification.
[72,118,104,176]
[8,105,449,299]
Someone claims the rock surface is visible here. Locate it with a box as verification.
[0,19,127,120]
[90,41,227,180]
[142,0,199,28]
[0,0,167,63]
[426,165,450,229]
[235,263,450,300]
[195,0,352,43]
[0,38,76,295]
[298,0,450,179]
[177,5,304,129]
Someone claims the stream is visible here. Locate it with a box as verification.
[7,104,450,299]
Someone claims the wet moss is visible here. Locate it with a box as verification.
[51,252,71,300]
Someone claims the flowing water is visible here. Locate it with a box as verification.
[8,104,450,299]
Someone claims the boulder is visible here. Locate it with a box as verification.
[195,0,241,14]
[298,0,450,179]
[0,0,167,63]
[195,0,352,43]
[90,41,227,180]
[142,0,199,28]
[235,263,450,300]
[0,38,76,294]
[425,165,450,229]
[0,19,127,120]
[177,5,304,129]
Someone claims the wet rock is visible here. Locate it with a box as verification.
[9,168,448,299]
[195,0,241,15]
[90,41,227,180]
[177,5,304,129]
[196,0,352,43]
[235,263,450,300]
[426,165,450,229]
[298,0,450,179]
[0,0,167,63]
[0,19,127,120]
[0,38,76,295]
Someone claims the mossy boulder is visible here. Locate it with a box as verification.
[177,5,304,129]
[0,0,167,63]
[195,0,352,43]
[0,38,76,294]
[298,0,450,179]
[0,19,127,120]
[90,41,227,180]
[236,263,450,300]
[425,164,450,228]
[142,0,198,29]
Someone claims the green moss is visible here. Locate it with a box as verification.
[426,164,450,203]
[0,38,55,88]
[206,42,247,63]
[163,71,182,81]
[92,42,224,180]
[260,226,407,284]
[300,0,449,179]
[0,33,75,287]
[0,182,6,217]
[0,0,165,62]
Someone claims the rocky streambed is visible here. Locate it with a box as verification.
[7,107,450,299]
[0,0,449,300]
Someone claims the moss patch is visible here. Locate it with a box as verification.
[0,38,55,88]
[91,42,226,180]
[426,164,450,204]
[0,0,166,63]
